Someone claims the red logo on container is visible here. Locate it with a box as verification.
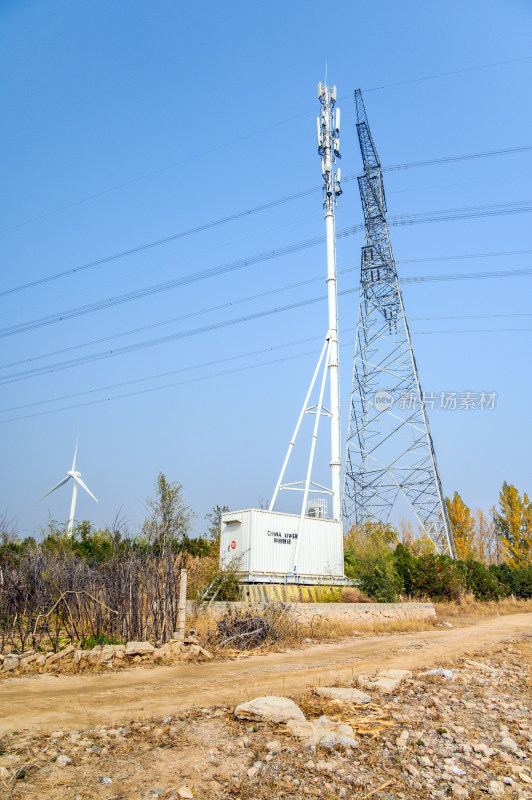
[230,540,236,550]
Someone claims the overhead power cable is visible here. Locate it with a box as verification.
[383,144,532,172]
[3,263,532,385]
[0,347,332,424]
[0,185,322,297]
[414,327,532,335]
[3,247,532,373]
[3,309,531,417]
[3,54,530,238]
[0,275,329,371]
[402,266,532,284]
[4,198,532,340]
[362,54,532,93]
[0,334,329,414]
[2,322,531,425]
[3,144,532,299]
[412,312,532,321]
[0,231,337,337]
[0,109,318,238]
[0,293,349,385]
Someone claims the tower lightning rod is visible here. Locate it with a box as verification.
[318,81,342,520]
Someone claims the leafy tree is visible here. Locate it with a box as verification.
[180,534,211,558]
[72,521,117,562]
[473,508,500,565]
[446,492,476,560]
[344,521,400,601]
[142,473,194,552]
[357,550,402,602]
[493,483,532,568]
[393,543,417,595]
[205,504,229,557]
[41,519,75,553]
[344,521,397,559]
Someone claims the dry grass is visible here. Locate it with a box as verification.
[187,605,440,658]
[302,615,438,639]
[434,594,532,618]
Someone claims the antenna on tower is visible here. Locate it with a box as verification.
[269,79,343,573]
[217,81,345,589]
[343,89,456,557]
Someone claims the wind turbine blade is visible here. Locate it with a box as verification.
[33,475,71,505]
[71,434,79,472]
[74,475,98,503]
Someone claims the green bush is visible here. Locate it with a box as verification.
[393,543,417,595]
[456,559,504,600]
[357,551,402,603]
[409,553,464,601]
[490,563,532,598]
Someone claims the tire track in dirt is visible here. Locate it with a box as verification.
[1,612,531,732]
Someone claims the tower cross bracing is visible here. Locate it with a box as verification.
[343,90,456,558]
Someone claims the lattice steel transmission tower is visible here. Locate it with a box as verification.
[343,90,456,557]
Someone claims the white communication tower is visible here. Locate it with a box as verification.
[268,81,342,573]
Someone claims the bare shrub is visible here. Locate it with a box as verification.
[0,545,188,652]
[341,587,372,603]
[209,603,295,650]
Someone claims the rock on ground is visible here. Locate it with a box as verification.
[314,686,371,704]
[286,715,359,748]
[125,641,154,656]
[359,668,412,694]
[234,696,305,723]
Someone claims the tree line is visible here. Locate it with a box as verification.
[1,474,531,643]
[343,481,532,602]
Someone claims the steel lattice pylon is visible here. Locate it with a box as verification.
[343,90,456,557]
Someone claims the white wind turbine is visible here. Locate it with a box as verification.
[35,438,98,534]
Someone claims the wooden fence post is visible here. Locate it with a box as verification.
[177,569,187,641]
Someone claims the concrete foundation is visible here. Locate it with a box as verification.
[190,600,436,624]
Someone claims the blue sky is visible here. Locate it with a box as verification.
[1,0,531,538]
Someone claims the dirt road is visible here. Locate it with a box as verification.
[1,612,531,733]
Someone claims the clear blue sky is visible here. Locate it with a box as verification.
[1,0,531,538]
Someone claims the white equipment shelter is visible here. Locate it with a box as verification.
[220,509,344,584]
[220,81,346,584]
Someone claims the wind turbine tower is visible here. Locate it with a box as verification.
[35,438,98,535]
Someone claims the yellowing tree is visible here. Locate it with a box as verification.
[445,492,477,560]
[494,482,532,568]
[398,518,436,555]
[473,507,500,565]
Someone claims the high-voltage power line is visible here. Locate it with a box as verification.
[343,90,456,557]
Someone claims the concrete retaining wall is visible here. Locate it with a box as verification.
[189,601,436,623]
